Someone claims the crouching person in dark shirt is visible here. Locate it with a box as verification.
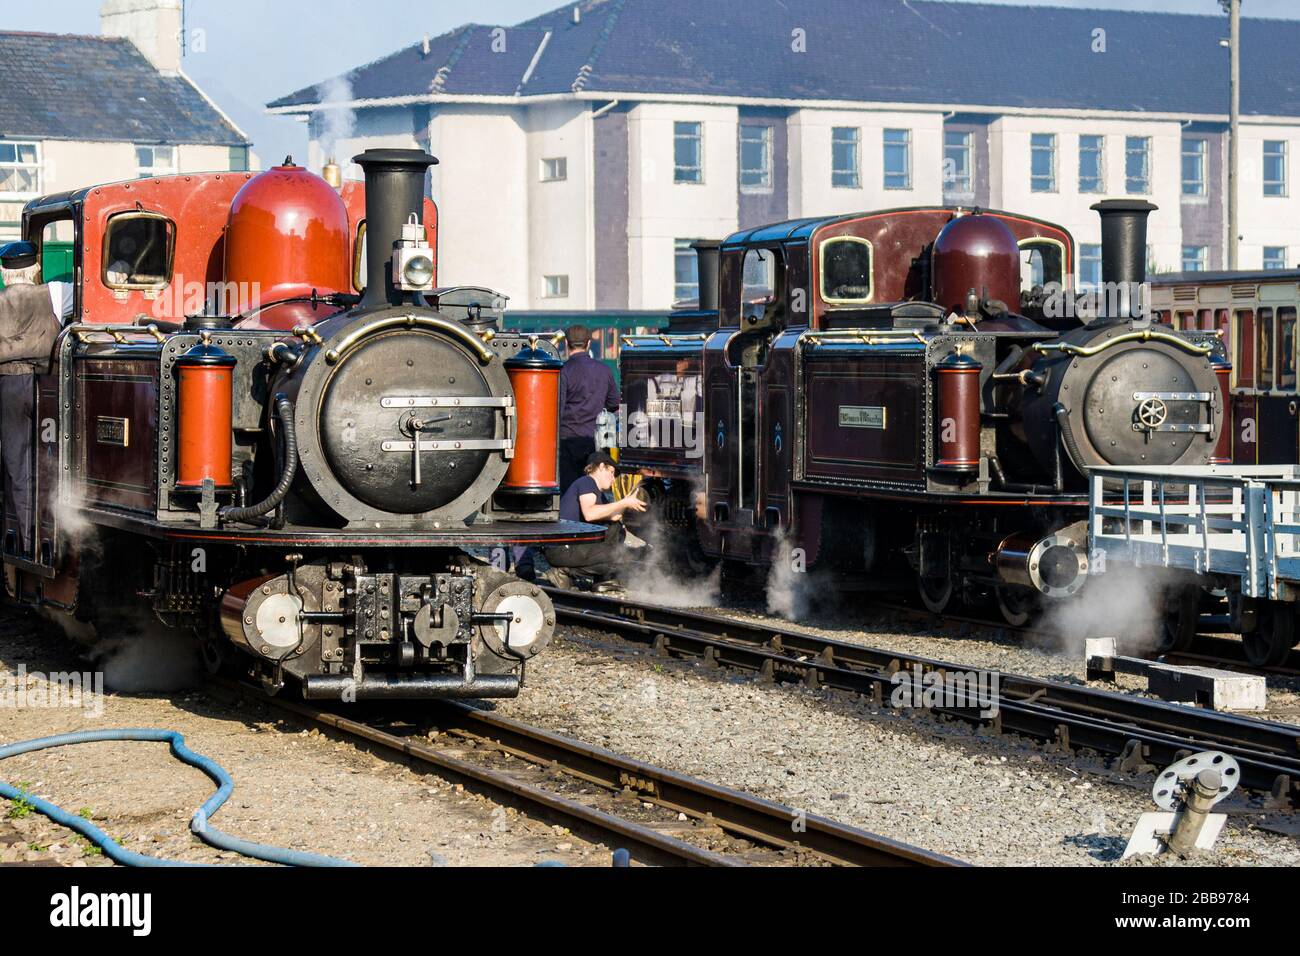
[543,452,647,592]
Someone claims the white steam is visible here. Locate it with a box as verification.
[315,76,357,161]
[623,515,721,608]
[1040,565,1179,657]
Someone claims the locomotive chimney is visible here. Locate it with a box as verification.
[692,240,721,312]
[354,148,439,310]
[1091,199,1156,322]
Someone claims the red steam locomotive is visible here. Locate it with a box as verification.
[4,149,601,700]
[620,201,1228,635]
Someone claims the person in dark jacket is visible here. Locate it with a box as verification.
[0,241,73,556]
[544,452,647,590]
[558,325,619,493]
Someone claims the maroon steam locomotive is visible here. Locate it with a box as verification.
[620,201,1228,635]
[4,149,602,700]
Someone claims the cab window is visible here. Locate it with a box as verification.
[1258,307,1274,391]
[102,212,174,289]
[353,221,367,293]
[742,248,776,303]
[1235,309,1255,389]
[1019,239,1065,291]
[1280,307,1297,391]
[820,237,873,304]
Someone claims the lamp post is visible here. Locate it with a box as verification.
[1221,0,1241,270]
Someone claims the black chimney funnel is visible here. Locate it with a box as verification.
[691,240,721,313]
[354,148,439,310]
[1091,199,1156,322]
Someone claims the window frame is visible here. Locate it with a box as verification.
[1125,136,1151,195]
[831,127,861,189]
[882,128,912,191]
[101,210,177,292]
[1181,245,1208,273]
[1263,246,1287,271]
[1235,308,1256,390]
[135,144,178,180]
[539,157,568,183]
[1030,133,1057,193]
[819,236,875,306]
[0,140,41,200]
[673,121,704,185]
[542,274,570,299]
[1264,140,1288,198]
[1181,137,1207,197]
[673,238,701,305]
[943,129,973,196]
[1258,306,1276,391]
[737,123,773,193]
[1078,134,1105,194]
[1280,306,1298,392]
[1079,242,1102,291]
[1018,237,1068,291]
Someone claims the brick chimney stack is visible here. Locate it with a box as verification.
[100,0,184,75]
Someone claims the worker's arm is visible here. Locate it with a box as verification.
[579,492,646,523]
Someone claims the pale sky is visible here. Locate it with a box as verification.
[3,1,1295,165]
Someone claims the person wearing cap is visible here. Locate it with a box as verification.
[0,241,74,556]
[558,325,620,494]
[544,451,647,590]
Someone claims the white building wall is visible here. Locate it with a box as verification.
[1237,122,1300,270]
[989,115,1184,269]
[626,102,738,310]
[788,107,944,218]
[524,101,593,310]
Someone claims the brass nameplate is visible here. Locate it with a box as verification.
[96,416,130,447]
[839,406,886,430]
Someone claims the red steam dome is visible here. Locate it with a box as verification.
[225,163,350,322]
[931,213,1022,317]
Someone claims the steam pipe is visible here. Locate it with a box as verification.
[220,396,297,524]
[353,148,440,310]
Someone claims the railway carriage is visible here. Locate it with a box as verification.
[621,201,1228,629]
[2,149,601,700]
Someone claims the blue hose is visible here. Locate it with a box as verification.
[0,729,355,867]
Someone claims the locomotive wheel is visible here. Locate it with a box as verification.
[994,586,1037,628]
[1242,604,1295,668]
[917,572,953,615]
[1155,585,1200,655]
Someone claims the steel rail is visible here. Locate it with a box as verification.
[214,681,958,868]
[545,589,1300,804]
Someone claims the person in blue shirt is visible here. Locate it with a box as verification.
[558,325,620,493]
[545,452,647,591]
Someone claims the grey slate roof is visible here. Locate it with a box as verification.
[268,0,1300,118]
[0,32,247,145]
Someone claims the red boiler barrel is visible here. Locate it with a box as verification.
[503,343,564,498]
[931,213,1022,317]
[175,335,237,493]
[933,350,982,474]
[225,162,350,326]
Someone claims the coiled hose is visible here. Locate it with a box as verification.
[220,395,297,524]
[0,729,354,867]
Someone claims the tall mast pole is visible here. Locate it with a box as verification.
[1223,0,1241,270]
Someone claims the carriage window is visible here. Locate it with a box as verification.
[820,238,872,303]
[1280,307,1297,391]
[1019,240,1064,292]
[1176,311,1194,331]
[1236,309,1255,389]
[1198,309,1214,332]
[102,213,174,289]
[1258,307,1274,391]
[1215,309,1230,343]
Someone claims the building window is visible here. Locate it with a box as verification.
[1182,138,1206,196]
[738,124,772,192]
[1079,243,1102,290]
[1078,134,1104,193]
[540,157,568,182]
[674,122,703,184]
[136,145,176,179]
[1126,137,1150,194]
[1182,245,1208,272]
[1264,140,1288,197]
[832,127,860,188]
[0,141,40,197]
[944,130,973,195]
[1031,133,1056,192]
[1264,246,1288,270]
[228,146,249,173]
[883,129,911,190]
[543,274,569,299]
[674,240,699,305]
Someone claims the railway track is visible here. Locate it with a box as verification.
[211,679,957,868]
[545,589,1300,807]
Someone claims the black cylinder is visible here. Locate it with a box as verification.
[692,240,721,312]
[354,148,440,310]
[1091,199,1156,318]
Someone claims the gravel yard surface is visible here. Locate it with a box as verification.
[492,624,1300,866]
[0,613,604,868]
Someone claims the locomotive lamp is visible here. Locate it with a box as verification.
[394,214,436,292]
